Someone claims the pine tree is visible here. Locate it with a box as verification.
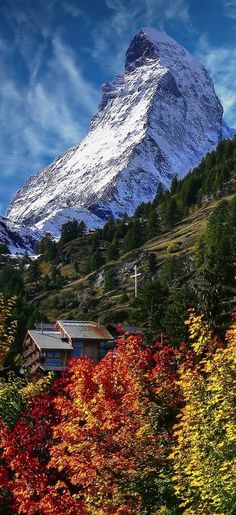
[146,209,160,239]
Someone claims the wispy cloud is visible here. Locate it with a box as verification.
[88,0,191,75]
[0,50,98,173]
[0,1,101,213]
[222,0,236,18]
[144,0,190,23]
[61,2,83,18]
[196,35,236,127]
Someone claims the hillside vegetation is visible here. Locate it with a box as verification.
[0,137,236,361]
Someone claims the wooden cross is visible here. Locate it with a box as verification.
[131,265,141,298]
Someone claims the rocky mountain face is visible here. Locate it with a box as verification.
[0,216,41,254]
[7,28,236,238]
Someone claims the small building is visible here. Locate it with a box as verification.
[23,320,114,377]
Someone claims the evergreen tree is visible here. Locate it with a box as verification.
[122,219,144,253]
[90,232,101,252]
[50,266,63,287]
[107,239,119,260]
[148,253,157,274]
[0,243,9,254]
[195,198,236,332]
[170,175,179,195]
[104,268,118,292]
[162,197,179,228]
[146,209,160,239]
[131,279,168,341]
[102,217,115,242]
[28,260,41,284]
[163,284,197,344]
[89,249,104,271]
[60,219,80,245]
[78,221,86,235]
[36,234,57,261]
[153,183,165,207]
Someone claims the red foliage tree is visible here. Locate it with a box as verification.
[0,334,195,514]
[0,391,85,514]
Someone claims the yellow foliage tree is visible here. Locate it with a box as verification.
[170,312,236,514]
[0,294,17,371]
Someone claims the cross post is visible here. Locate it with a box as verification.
[131,265,141,298]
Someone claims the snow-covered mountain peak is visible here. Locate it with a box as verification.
[7,29,235,238]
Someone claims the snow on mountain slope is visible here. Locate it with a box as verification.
[0,215,41,254]
[8,28,236,236]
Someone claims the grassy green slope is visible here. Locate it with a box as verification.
[31,191,235,324]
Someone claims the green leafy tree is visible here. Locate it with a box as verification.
[171,314,236,514]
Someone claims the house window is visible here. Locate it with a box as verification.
[46,351,62,367]
[73,341,83,358]
[99,340,114,359]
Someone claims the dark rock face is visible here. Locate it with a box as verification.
[125,30,158,71]
[157,71,182,98]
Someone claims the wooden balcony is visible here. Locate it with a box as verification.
[25,353,39,367]
[23,346,36,358]
[42,364,64,371]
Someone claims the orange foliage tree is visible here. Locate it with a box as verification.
[48,335,194,514]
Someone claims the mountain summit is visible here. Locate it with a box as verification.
[8,29,235,236]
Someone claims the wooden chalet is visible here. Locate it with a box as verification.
[23,320,114,377]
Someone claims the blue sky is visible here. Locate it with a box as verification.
[0,0,236,214]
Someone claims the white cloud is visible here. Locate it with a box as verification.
[196,35,236,127]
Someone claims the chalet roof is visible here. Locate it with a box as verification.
[57,320,113,341]
[28,330,72,351]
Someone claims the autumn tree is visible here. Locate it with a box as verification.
[0,294,17,372]
[170,310,236,514]
[48,335,193,513]
[0,387,85,514]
